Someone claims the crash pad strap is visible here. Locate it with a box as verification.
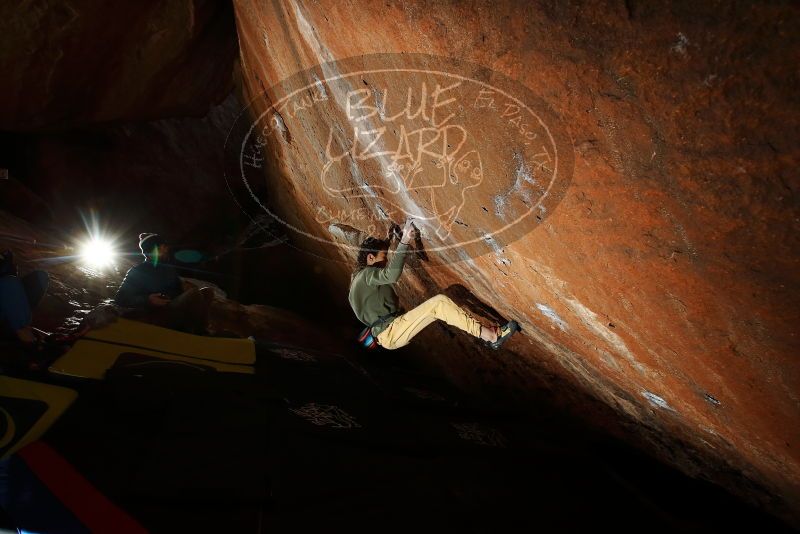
[84,318,255,364]
[18,441,147,534]
[50,339,255,379]
[0,376,77,459]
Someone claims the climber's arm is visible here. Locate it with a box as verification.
[364,242,410,286]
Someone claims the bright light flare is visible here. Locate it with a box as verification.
[80,237,117,268]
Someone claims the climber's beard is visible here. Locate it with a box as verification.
[372,259,388,268]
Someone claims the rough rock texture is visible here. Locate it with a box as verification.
[0,0,242,245]
[0,0,237,130]
[2,93,245,246]
[231,0,800,524]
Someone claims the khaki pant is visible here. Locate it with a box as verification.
[376,294,482,350]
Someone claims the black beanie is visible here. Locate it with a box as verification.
[138,233,165,257]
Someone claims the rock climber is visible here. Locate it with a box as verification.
[349,219,519,350]
[114,233,213,334]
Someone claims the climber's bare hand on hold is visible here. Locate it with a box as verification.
[400,219,417,245]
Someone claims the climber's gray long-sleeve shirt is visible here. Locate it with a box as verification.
[348,242,410,335]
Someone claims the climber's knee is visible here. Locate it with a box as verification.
[429,294,451,306]
[428,294,457,319]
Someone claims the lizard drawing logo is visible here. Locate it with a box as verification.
[226,53,573,263]
[320,92,485,240]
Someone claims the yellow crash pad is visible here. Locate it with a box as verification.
[0,376,77,459]
[49,339,254,380]
[84,319,255,365]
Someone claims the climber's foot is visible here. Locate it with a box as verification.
[479,325,496,343]
[489,320,520,350]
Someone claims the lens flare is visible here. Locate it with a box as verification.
[80,237,116,268]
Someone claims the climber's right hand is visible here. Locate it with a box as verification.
[400,219,416,244]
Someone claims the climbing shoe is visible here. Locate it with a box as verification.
[489,320,520,350]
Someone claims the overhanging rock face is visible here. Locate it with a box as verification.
[0,0,237,130]
[230,0,800,523]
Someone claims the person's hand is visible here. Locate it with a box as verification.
[148,293,171,307]
[400,219,416,244]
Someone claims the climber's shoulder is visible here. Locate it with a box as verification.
[350,267,369,285]
[122,261,148,277]
[350,266,379,290]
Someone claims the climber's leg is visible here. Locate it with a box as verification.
[376,294,483,350]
